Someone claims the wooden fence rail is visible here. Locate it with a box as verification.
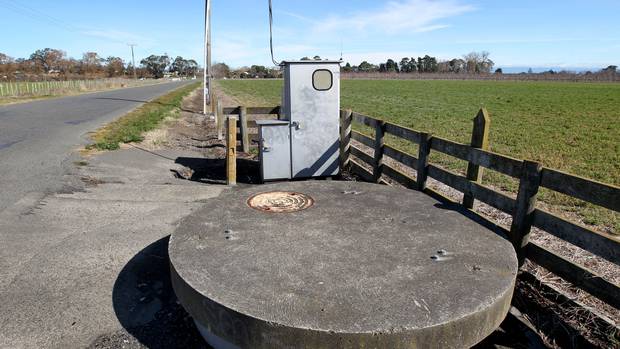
[218,105,620,314]
[343,108,620,313]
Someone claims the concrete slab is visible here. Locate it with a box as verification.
[170,181,518,348]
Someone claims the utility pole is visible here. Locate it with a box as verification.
[203,0,212,115]
[128,44,138,80]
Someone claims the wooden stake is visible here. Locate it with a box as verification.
[239,106,250,153]
[217,98,224,140]
[416,132,432,191]
[510,160,542,265]
[339,109,352,171]
[463,108,490,209]
[226,116,238,185]
[372,120,386,183]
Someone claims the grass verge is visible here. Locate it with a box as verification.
[89,82,200,150]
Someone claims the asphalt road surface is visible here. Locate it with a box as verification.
[0,81,190,214]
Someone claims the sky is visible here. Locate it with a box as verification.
[1,0,619,72]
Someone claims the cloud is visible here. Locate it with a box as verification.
[312,0,474,34]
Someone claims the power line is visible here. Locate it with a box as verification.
[268,0,281,66]
[0,0,128,46]
[0,0,79,32]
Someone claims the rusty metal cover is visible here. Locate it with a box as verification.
[247,191,314,213]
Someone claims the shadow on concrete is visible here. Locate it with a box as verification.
[432,201,510,240]
[111,236,209,349]
[173,157,261,185]
[95,97,198,114]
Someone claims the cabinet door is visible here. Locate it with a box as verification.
[289,65,340,178]
[260,124,291,181]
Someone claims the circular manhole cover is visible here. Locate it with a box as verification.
[247,191,314,213]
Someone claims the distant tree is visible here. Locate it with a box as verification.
[300,56,311,61]
[385,59,398,72]
[105,56,124,77]
[185,59,199,76]
[417,55,437,73]
[313,55,321,60]
[494,68,503,74]
[428,56,438,72]
[399,57,411,72]
[342,62,353,72]
[170,56,187,76]
[82,52,103,75]
[463,51,494,73]
[437,61,451,73]
[29,48,66,73]
[0,53,14,65]
[140,54,170,78]
[0,53,16,79]
[479,51,494,73]
[358,61,377,72]
[409,57,417,72]
[527,68,533,74]
[249,65,269,78]
[602,65,617,73]
[212,62,231,78]
[449,58,466,73]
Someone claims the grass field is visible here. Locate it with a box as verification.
[217,79,619,231]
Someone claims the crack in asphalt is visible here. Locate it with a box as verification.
[0,139,22,150]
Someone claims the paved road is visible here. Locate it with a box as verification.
[0,81,189,213]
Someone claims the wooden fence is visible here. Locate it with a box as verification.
[215,98,280,150]
[217,103,620,321]
[0,78,160,98]
[343,109,620,311]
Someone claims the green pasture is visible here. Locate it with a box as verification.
[217,79,620,231]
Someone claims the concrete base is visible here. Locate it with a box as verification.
[170,181,518,348]
[194,320,241,349]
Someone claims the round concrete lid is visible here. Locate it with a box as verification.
[170,181,518,348]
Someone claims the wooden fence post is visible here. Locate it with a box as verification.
[210,90,216,115]
[226,116,238,186]
[463,108,491,208]
[216,98,224,140]
[239,106,250,153]
[339,109,352,171]
[416,132,432,190]
[510,160,543,265]
[372,120,386,183]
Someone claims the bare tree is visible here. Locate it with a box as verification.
[463,51,494,74]
[29,48,66,73]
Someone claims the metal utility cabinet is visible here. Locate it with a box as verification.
[257,60,341,181]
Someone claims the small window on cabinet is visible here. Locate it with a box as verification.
[312,69,333,91]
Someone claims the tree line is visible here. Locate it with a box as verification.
[0,48,198,81]
[343,51,495,74]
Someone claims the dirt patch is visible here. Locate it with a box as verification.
[137,87,224,157]
[135,83,259,185]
